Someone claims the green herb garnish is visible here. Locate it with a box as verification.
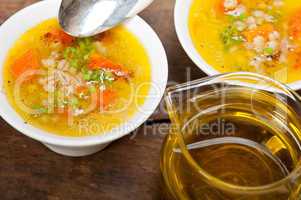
[104,71,115,84]
[266,10,282,22]
[89,86,97,93]
[70,96,79,108]
[228,13,247,22]
[221,26,244,50]
[82,69,93,81]
[264,47,274,55]
[82,69,115,85]
[63,38,94,70]
[32,105,48,115]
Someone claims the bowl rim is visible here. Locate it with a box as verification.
[174,0,301,91]
[0,0,168,147]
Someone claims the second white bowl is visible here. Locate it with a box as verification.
[174,0,301,90]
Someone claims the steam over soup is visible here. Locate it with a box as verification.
[189,0,301,83]
[3,19,151,137]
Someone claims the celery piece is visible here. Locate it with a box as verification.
[63,37,94,70]
[70,97,79,108]
[221,26,243,50]
[264,47,274,55]
[89,86,97,93]
[32,105,48,115]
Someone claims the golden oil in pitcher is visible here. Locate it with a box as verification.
[161,73,301,200]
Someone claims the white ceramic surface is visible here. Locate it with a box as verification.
[0,0,168,157]
[174,0,301,90]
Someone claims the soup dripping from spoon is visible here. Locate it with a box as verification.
[59,0,153,37]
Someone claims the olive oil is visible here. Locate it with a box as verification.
[178,118,297,199]
[162,85,301,200]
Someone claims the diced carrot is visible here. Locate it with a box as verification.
[215,0,225,14]
[295,58,301,69]
[88,53,120,70]
[289,9,301,40]
[288,48,301,69]
[45,28,75,45]
[11,49,40,79]
[76,86,89,95]
[55,107,71,117]
[88,53,131,78]
[88,88,117,112]
[97,89,117,109]
[243,24,274,42]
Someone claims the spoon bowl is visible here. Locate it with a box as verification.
[59,0,153,37]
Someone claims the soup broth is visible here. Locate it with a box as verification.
[3,19,151,137]
[189,0,301,83]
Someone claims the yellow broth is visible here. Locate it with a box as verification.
[189,0,301,83]
[3,19,151,137]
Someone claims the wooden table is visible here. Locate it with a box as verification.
[0,0,204,199]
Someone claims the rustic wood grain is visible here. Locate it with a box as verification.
[0,0,194,199]
[0,0,38,24]
[141,0,205,120]
[0,119,169,200]
[1,0,301,200]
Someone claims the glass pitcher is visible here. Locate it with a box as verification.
[161,72,301,200]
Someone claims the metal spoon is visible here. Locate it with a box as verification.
[59,0,153,37]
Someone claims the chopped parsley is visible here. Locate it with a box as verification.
[221,26,244,50]
[32,105,49,116]
[228,13,247,22]
[82,68,115,84]
[70,96,79,108]
[264,47,274,55]
[63,38,94,70]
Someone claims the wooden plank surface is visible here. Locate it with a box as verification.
[0,0,201,199]
[2,1,301,200]
[0,120,169,200]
